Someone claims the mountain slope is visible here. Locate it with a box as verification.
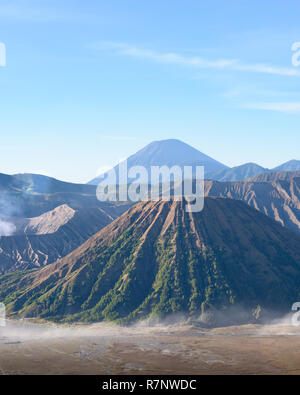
[0,172,131,274]
[0,205,115,274]
[88,139,228,185]
[249,170,300,182]
[273,160,300,172]
[207,163,269,182]
[0,170,130,219]
[1,197,300,324]
[0,173,96,195]
[205,175,300,236]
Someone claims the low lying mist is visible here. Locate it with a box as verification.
[0,318,191,344]
[1,307,300,345]
[0,194,22,236]
[0,219,16,236]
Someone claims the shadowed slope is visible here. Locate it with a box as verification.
[205,175,300,236]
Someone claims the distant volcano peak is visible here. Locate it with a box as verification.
[88,139,228,185]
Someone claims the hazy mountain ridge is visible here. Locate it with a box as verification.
[248,170,300,182]
[273,160,300,172]
[0,205,115,274]
[206,163,269,182]
[205,175,300,236]
[0,173,96,195]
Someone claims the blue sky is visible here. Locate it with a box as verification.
[0,0,299,183]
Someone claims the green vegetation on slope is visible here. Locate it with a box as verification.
[1,198,300,324]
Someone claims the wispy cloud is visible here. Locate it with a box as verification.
[0,42,6,67]
[92,42,300,77]
[0,2,90,22]
[234,63,299,77]
[242,102,300,113]
[93,42,238,70]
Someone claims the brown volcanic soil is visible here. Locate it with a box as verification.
[1,321,300,375]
